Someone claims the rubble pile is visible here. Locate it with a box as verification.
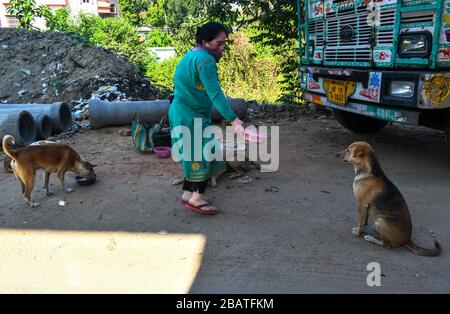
[0,28,168,106]
[71,84,133,124]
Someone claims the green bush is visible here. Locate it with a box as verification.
[219,32,281,103]
[144,29,174,47]
[145,32,282,103]
[42,8,74,32]
[43,12,154,72]
[145,55,182,88]
[79,15,154,72]
[7,0,49,30]
[39,9,287,103]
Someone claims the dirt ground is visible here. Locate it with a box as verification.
[0,112,449,293]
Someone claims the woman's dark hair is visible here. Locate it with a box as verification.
[195,22,228,45]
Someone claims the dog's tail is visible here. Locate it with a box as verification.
[2,135,18,160]
[404,230,441,257]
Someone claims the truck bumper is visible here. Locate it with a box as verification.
[303,92,421,125]
[300,66,450,124]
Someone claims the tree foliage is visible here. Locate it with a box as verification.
[219,32,281,103]
[144,29,174,47]
[162,0,203,29]
[78,15,155,72]
[42,12,155,72]
[41,8,74,32]
[145,55,182,88]
[6,0,49,30]
[147,0,166,27]
[118,0,165,27]
[38,0,302,104]
[205,0,302,104]
[145,31,281,103]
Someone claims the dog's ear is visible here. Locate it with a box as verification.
[352,146,364,158]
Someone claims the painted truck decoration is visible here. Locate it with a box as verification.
[298,0,450,126]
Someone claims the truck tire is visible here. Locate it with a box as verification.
[333,109,388,133]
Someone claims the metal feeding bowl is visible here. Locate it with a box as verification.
[76,173,97,186]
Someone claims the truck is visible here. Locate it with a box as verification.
[298,0,450,148]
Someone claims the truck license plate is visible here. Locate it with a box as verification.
[324,79,356,105]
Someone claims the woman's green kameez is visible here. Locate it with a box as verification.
[169,49,237,182]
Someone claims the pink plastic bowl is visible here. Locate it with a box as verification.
[244,129,267,143]
[154,146,172,158]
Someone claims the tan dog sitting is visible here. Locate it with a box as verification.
[338,141,441,256]
[2,135,96,207]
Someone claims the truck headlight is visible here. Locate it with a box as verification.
[398,32,431,58]
[389,81,415,98]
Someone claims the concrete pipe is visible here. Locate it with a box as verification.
[89,99,170,129]
[0,103,72,134]
[0,110,36,146]
[89,97,248,129]
[212,98,248,122]
[32,114,52,140]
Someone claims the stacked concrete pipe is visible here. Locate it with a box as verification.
[89,97,248,129]
[89,99,170,129]
[32,114,52,140]
[0,103,72,134]
[0,110,36,146]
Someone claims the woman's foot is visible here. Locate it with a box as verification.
[188,198,218,212]
[186,192,218,214]
[181,191,209,203]
[181,191,192,203]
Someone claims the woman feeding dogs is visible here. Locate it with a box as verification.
[169,22,245,215]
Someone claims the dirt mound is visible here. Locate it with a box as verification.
[0,28,167,105]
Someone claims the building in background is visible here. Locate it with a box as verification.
[0,0,118,29]
[137,27,176,62]
[149,47,176,62]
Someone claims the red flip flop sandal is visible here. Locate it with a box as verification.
[180,197,210,205]
[185,202,219,215]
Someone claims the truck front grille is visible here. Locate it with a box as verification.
[309,19,324,47]
[377,9,395,45]
[401,10,435,24]
[325,6,371,62]
[324,6,396,63]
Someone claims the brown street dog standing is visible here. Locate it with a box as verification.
[2,135,96,207]
[338,141,441,256]
[3,141,56,173]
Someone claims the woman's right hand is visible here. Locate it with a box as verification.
[231,118,245,134]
